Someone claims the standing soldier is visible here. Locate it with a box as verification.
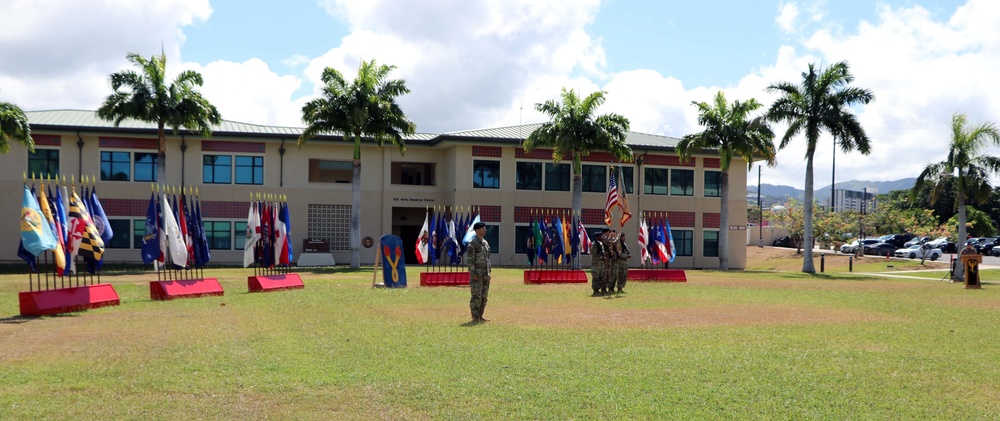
[590,229,609,296]
[606,230,621,296]
[466,222,491,323]
[614,233,631,294]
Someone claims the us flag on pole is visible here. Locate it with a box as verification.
[604,169,619,226]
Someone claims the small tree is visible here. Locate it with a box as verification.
[0,99,34,153]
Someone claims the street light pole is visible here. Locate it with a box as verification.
[757,165,762,247]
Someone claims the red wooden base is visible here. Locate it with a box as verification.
[19,284,120,317]
[627,269,687,282]
[524,270,589,284]
[150,278,224,301]
[419,272,469,287]
[248,273,305,293]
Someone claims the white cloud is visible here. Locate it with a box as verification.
[777,2,800,33]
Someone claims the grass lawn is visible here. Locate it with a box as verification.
[2,255,1000,419]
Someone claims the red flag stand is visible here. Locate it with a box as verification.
[627,269,687,282]
[523,270,588,284]
[19,253,120,317]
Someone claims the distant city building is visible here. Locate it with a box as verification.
[834,188,877,212]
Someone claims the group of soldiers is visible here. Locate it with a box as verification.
[590,228,630,296]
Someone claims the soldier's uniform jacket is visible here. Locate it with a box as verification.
[467,236,491,279]
[619,241,631,259]
[591,237,608,261]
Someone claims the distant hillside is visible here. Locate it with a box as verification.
[748,178,916,203]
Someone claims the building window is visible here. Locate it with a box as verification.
[133,220,146,249]
[621,166,634,194]
[581,164,606,193]
[473,160,500,189]
[514,225,533,254]
[391,162,435,186]
[234,221,248,251]
[28,149,59,179]
[105,219,132,248]
[203,155,232,184]
[134,153,157,182]
[516,162,542,190]
[544,163,570,191]
[101,151,131,181]
[235,156,264,185]
[644,168,668,195]
[204,221,232,250]
[484,224,499,253]
[705,171,721,197]
[673,229,693,257]
[671,169,694,196]
[309,159,352,183]
[703,230,719,257]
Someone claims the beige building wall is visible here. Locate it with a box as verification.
[2,121,748,270]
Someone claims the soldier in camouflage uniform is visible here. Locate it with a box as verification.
[614,233,631,293]
[604,230,620,295]
[466,222,491,323]
[590,229,610,296]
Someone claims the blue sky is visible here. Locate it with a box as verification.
[1,0,997,190]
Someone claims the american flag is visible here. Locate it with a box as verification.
[604,169,619,225]
[637,217,649,264]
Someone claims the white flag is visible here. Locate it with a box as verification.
[161,193,187,267]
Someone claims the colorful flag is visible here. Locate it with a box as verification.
[648,219,661,264]
[531,215,543,262]
[68,191,105,267]
[20,185,59,256]
[539,217,550,264]
[178,194,192,264]
[157,195,166,266]
[662,217,676,263]
[275,201,289,266]
[462,214,480,246]
[184,196,203,268]
[637,218,650,264]
[428,210,437,265]
[561,216,572,261]
[141,193,160,265]
[38,184,66,274]
[160,193,187,267]
[577,220,591,254]
[604,169,619,226]
[196,197,211,266]
[281,202,292,265]
[243,201,260,268]
[415,210,429,264]
[551,215,565,263]
[260,201,273,268]
[89,187,114,243]
[618,166,632,226]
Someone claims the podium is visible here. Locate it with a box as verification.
[961,254,982,289]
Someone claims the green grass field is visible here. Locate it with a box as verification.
[2,264,1000,420]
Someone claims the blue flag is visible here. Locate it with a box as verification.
[197,198,211,266]
[281,202,292,264]
[89,187,114,243]
[20,185,58,256]
[428,210,437,265]
[140,193,160,264]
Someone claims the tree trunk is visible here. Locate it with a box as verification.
[572,172,582,270]
[802,155,816,273]
[350,158,361,268]
[157,123,166,184]
[719,170,730,270]
[956,192,967,281]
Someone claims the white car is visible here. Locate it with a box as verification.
[894,244,942,260]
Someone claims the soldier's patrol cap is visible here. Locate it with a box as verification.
[601,228,611,234]
[473,222,487,230]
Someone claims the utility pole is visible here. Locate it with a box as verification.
[758,165,763,247]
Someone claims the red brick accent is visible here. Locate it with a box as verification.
[514,206,571,223]
[703,157,721,168]
[99,137,157,150]
[580,151,621,163]
[581,208,605,225]
[99,198,249,219]
[202,140,265,153]
[100,198,149,217]
[33,134,61,146]
[472,146,502,158]
[702,213,720,229]
[642,211,695,227]
[515,148,558,160]
[201,200,250,219]
[476,205,501,222]
[643,154,693,167]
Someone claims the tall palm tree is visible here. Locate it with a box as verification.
[524,88,632,270]
[766,61,874,273]
[98,52,221,183]
[912,113,1000,280]
[678,91,776,270]
[0,99,34,153]
[298,60,415,268]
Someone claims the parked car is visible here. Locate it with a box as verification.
[894,244,942,260]
[773,236,796,248]
[976,237,1000,255]
[841,239,879,254]
[883,233,916,248]
[904,236,931,247]
[864,242,898,256]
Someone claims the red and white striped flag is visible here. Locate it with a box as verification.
[577,220,591,254]
[604,169,619,226]
[637,217,650,264]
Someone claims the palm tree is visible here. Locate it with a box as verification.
[678,91,776,270]
[912,113,1000,280]
[0,99,34,153]
[298,60,415,268]
[98,52,221,183]
[766,61,874,273]
[524,88,632,270]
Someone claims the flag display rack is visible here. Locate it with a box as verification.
[244,193,304,293]
[415,206,476,287]
[630,212,685,282]
[521,209,587,284]
[17,174,121,316]
[144,185,223,300]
